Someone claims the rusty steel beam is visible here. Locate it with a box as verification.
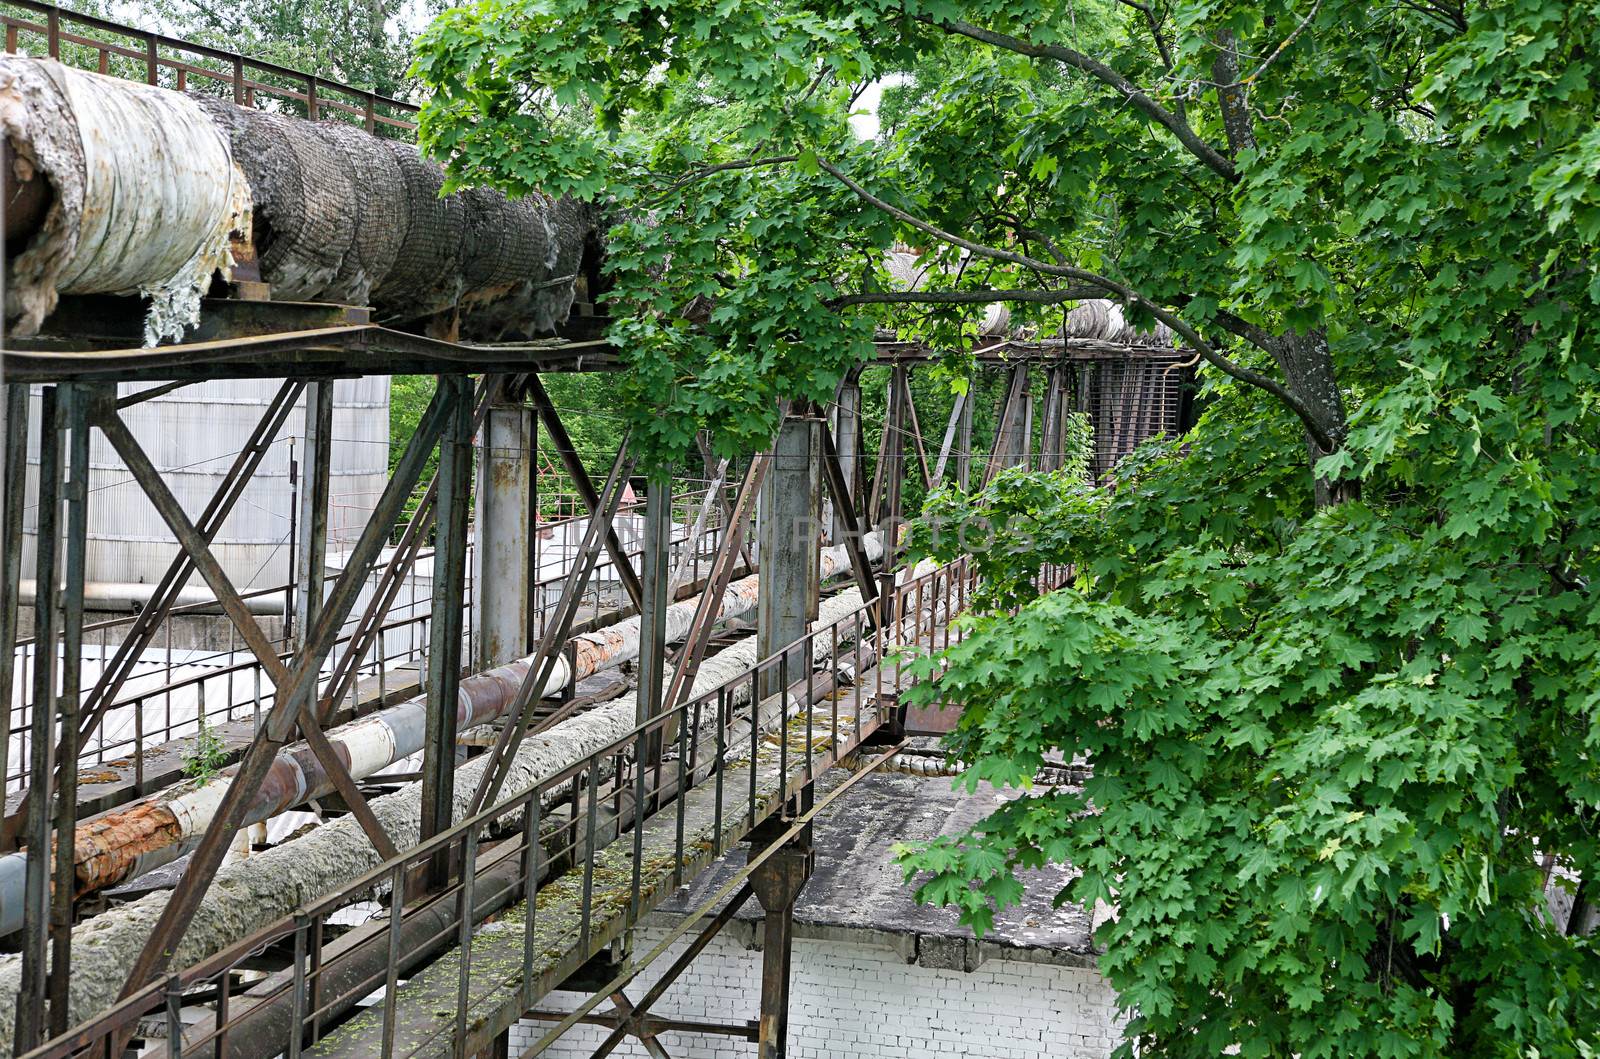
[466,435,636,818]
[318,380,491,723]
[523,375,645,611]
[422,375,474,887]
[899,372,932,492]
[659,453,769,716]
[47,385,91,1037]
[0,386,29,827]
[106,382,460,1047]
[931,389,967,487]
[819,428,880,612]
[16,387,61,1054]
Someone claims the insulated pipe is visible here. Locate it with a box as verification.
[0,549,911,1049]
[183,568,943,1059]
[15,581,285,616]
[0,532,885,927]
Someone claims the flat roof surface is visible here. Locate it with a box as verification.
[656,751,1098,961]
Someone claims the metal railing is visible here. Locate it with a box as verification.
[2,482,737,793]
[0,0,419,132]
[25,557,982,1059]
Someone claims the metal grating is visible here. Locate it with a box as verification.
[1076,353,1195,480]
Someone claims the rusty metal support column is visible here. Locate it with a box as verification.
[15,386,60,1054]
[637,471,671,769]
[1039,365,1064,471]
[45,384,89,1037]
[748,817,814,1059]
[986,363,1030,484]
[757,416,820,699]
[422,375,474,888]
[293,381,334,646]
[828,372,860,544]
[876,367,908,530]
[955,378,973,492]
[474,390,534,668]
[0,385,28,813]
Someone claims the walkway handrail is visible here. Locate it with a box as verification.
[21,556,978,1059]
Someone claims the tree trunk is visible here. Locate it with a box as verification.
[1265,328,1355,507]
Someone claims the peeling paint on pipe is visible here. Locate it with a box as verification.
[0,533,885,933]
[0,550,908,1048]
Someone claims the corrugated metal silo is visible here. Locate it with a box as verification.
[21,378,391,593]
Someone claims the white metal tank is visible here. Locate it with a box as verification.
[21,378,391,593]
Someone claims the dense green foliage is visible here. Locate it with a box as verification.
[411,0,1600,1055]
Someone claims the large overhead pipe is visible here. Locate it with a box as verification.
[0,533,885,927]
[0,55,594,345]
[0,548,910,1049]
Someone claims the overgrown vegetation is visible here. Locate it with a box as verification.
[412,0,1600,1053]
[182,714,228,788]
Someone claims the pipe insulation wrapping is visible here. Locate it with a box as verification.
[0,553,915,1048]
[0,57,249,344]
[0,532,886,920]
[0,55,593,342]
[192,96,592,335]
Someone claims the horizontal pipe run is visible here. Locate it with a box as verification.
[14,580,285,616]
[0,533,886,930]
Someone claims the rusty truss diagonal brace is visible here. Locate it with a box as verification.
[587,883,757,1059]
[95,397,401,863]
[0,380,305,853]
[522,374,645,611]
[659,450,769,717]
[106,381,462,1045]
[320,379,492,723]
[421,374,475,887]
[819,427,880,616]
[931,388,968,487]
[467,434,637,818]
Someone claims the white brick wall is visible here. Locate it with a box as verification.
[509,926,1123,1058]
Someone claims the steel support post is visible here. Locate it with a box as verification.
[110,383,461,1038]
[828,372,860,544]
[0,385,28,811]
[15,387,60,1054]
[46,384,89,1036]
[748,819,814,1059]
[876,367,909,529]
[293,381,335,645]
[637,472,671,771]
[1039,366,1064,472]
[422,375,474,888]
[879,371,908,547]
[955,380,973,492]
[474,392,534,669]
[757,417,820,699]
[986,363,1030,485]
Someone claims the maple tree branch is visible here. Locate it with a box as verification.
[817,158,1334,449]
[916,15,1238,184]
[832,286,1103,307]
